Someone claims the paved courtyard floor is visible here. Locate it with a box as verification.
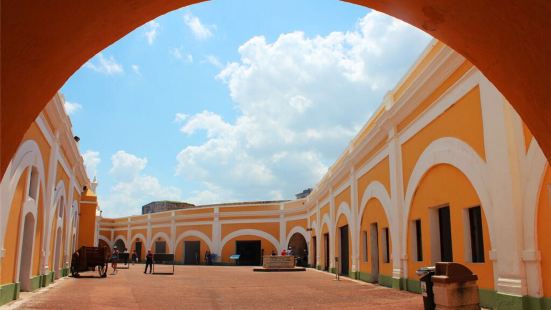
[7,265,423,309]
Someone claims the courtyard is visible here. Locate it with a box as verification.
[7,266,423,309]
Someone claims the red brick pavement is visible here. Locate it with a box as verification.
[10,266,423,309]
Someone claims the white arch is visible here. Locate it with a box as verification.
[335,202,352,228]
[151,231,172,253]
[0,140,46,248]
[98,235,112,249]
[320,214,331,233]
[175,230,214,252]
[402,137,495,251]
[310,220,318,236]
[358,181,393,227]
[220,229,280,251]
[113,235,128,249]
[286,226,309,249]
[130,233,146,247]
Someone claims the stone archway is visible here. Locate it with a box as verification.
[287,233,308,267]
[1,0,550,180]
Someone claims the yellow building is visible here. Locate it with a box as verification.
[0,94,98,305]
[1,41,550,309]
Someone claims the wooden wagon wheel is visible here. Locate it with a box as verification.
[98,263,108,278]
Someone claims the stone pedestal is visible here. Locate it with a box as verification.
[433,280,480,309]
[262,255,295,269]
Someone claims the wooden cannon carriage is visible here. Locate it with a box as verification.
[71,246,111,278]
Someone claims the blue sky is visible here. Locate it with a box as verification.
[61,0,432,217]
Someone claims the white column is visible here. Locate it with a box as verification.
[329,189,336,271]
[42,132,60,274]
[316,201,321,268]
[350,168,360,276]
[170,212,176,254]
[279,203,286,252]
[146,214,152,251]
[479,77,527,297]
[389,127,405,287]
[126,218,131,252]
[212,207,221,261]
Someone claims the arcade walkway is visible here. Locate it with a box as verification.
[8,266,423,309]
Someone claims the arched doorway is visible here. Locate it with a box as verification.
[18,213,35,291]
[406,164,494,304]
[336,213,351,276]
[114,239,126,252]
[359,197,392,285]
[287,233,308,267]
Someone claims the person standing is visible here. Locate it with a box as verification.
[131,250,137,265]
[111,248,119,275]
[144,250,153,274]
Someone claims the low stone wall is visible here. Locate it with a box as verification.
[262,256,295,269]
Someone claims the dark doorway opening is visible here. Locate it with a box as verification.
[323,233,330,271]
[135,241,142,261]
[339,225,349,275]
[114,239,126,252]
[184,241,201,265]
[155,241,167,254]
[312,236,317,267]
[236,240,261,265]
[288,233,308,267]
[438,206,453,262]
[370,223,379,282]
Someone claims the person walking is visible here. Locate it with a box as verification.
[204,250,211,265]
[111,248,119,275]
[131,250,137,265]
[144,250,153,274]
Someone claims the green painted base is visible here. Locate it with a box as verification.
[30,275,41,291]
[61,268,69,277]
[392,277,406,290]
[406,279,422,294]
[349,271,359,280]
[316,265,321,270]
[329,267,336,274]
[378,274,393,288]
[0,282,20,306]
[43,271,55,287]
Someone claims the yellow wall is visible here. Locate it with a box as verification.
[1,171,28,284]
[359,197,392,277]
[220,236,277,264]
[406,164,494,289]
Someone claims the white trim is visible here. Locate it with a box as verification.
[151,231,172,253]
[174,230,214,253]
[286,226,309,249]
[220,229,280,252]
[112,235,128,249]
[402,137,495,248]
[335,202,352,227]
[358,181,393,227]
[98,235,112,248]
[399,68,480,144]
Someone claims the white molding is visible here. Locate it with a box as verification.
[286,226,309,249]
[150,231,172,253]
[98,235,112,248]
[358,181,393,227]
[220,229,280,252]
[174,230,214,253]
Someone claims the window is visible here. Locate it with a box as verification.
[438,206,453,262]
[28,167,39,200]
[382,227,390,263]
[362,231,368,262]
[468,206,485,262]
[414,219,423,261]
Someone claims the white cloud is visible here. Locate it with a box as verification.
[64,101,82,115]
[131,64,141,76]
[82,150,101,178]
[176,11,431,204]
[145,20,160,45]
[203,55,223,68]
[100,150,182,217]
[183,12,214,40]
[169,47,193,63]
[84,53,124,75]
